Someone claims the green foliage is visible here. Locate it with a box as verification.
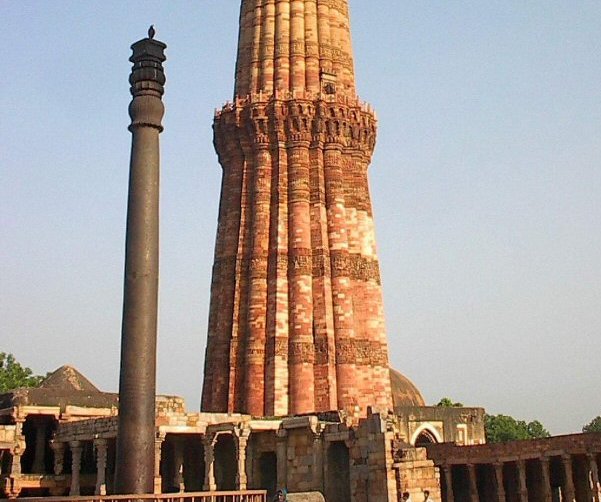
[485,414,550,443]
[0,352,45,393]
[583,416,601,433]
[436,397,464,407]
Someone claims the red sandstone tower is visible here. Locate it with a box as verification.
[202,0,392,417]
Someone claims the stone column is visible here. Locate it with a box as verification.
[154,432,165,494]
[69,440,82,497]
[94,438,108,495]
[561,454,576,502]
[540,457,552,502]
[493,462,505,502]
[442,465,454,502]
[467,464,479,502]
[50,440,65,476]
[517,459,528,502]
[588,453,601,502]
[115,28,166,495]
[203,435,217,492]
[312,430,324,491]
[276,429,288,490]
[172,436,184,492]
[32,420,47,473]
[235,429,250,490]
[9,444,23,477]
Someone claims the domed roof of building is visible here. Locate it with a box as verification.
[389,367,426,408]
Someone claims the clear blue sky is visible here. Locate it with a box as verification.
[2,1,600,434]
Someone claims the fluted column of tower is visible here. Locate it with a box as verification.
[203,0,392,417]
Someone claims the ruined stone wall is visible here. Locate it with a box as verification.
[394,406,486,445]
[394,448,440,501]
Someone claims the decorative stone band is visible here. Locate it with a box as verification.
[263,338,387,367]
[213,252,381,284]
[214,99,377,160]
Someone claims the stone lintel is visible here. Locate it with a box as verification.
[248,419,283,431]
[281,415,319,430]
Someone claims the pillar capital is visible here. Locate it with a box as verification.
[69,440,82,451]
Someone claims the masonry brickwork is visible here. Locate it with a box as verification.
[202,0,392,418]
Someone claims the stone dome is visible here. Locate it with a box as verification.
[389,368,426,407]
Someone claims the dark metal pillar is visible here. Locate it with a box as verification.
[115,27,166,495]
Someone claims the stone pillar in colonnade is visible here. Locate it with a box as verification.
[94,438,108,495]
[50,440,65,476]
[203,434,217,492]
[467,464,478,502]
[540,456,552,502]
[517,459,528,502]
[588,453,601,502]
[69,440,82,496]
[562,454,576,502]
[154,432,166,494]
[493,462,505,502]
[442,465,454,502]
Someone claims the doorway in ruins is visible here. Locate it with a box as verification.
[21,415,57,474]
[214,434,237,490]
[258,451,277,496]
[159,434,205,493]
[325,441,351,502]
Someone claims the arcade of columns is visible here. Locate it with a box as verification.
[202,0,393,418]
[428,434,601,502]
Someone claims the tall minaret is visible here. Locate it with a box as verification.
[202,0,392,417]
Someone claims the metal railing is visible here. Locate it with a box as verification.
[1,491,267,502]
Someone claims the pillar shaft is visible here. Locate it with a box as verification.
[517,459,528,502]
[50,441,65,476]
[32,421,46,474]
[540,457,552,502]
[69,441,82,497]
[467,464,479,502]
[153,433,165,494]
[588,453,601,502]
[562,454,576,502]
[276,430,288,489]
[494,462,505,502]
[203,436,217,492]
[235,432,250,490]
[95,439,108,495]
[312,432,324,490]
[115,32,166,495]
[443,465,454,502]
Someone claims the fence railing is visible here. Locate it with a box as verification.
[1,491,267,502]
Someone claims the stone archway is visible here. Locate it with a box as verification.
[415,429,439,447]
[411,423,442,447]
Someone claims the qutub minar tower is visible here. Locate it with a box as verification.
[202,0,393,417]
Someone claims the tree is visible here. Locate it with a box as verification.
[485,414,550,443]
[583,416,601,433]
[0,353,45,393]
[437,397,464,407]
